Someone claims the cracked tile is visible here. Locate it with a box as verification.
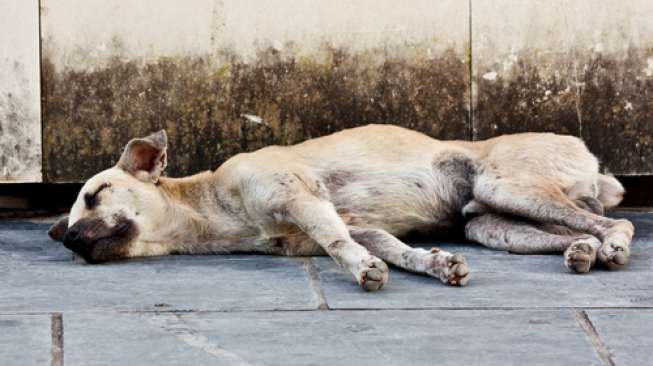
[586,310,653,366]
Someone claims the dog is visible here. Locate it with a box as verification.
[48,124,634,291]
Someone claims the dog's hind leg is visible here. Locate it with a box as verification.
[465,213,601,273]
[349,227,470,286]
[473,176,634,270]
[574,197,605,216]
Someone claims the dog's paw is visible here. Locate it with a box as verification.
[598,219,634,270]
[564,236,599,273]
[598,242,630,270]
[425,248,470,286]
[357,257,389,291]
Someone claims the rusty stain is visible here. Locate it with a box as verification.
[41,44,469,182]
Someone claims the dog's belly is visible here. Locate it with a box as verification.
[326,159,475,237]
[333,192,462,236]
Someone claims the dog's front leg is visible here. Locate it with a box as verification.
[283,194,389,291]
[349,227,470,286]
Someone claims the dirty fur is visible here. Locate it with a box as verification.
[50,124,633,291]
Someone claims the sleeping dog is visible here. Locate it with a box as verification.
[48,124,634,291]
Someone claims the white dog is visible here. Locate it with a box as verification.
[49,124,633,291]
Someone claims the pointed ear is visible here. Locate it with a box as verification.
[117,130,168,183]
[48,215,69,242]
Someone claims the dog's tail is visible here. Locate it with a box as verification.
[597,173,625,209]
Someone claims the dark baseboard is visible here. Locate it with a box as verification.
[618,176,653,207]
[0,183,81,218]
[0,176,650,218]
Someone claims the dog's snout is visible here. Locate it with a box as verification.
[59,216,137,264]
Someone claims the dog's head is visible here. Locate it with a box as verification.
[48,130,170,263]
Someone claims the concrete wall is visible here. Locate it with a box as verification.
[473,0,653,175]
[0,0,42,182]
[1,0,651,182]
[40,0,470,182]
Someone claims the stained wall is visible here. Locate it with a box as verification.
[0,0,42,182]
[40,0,470,181]
[1,1,651,182]
[473,0,653,175]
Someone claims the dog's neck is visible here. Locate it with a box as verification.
[155,171,260,252]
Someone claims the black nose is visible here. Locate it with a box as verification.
[63,226,89,257]
[64,226,81,243]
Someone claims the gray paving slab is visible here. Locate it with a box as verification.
[587,310,653,366]
[611,211,653,239]
[0,225,71,263]
[0,255,318,313]
[0,315,51,366]
[0,224,317,312]
[316,255,653,309]
[1,212,652,364]
[316,212,653,309]
[1,211,652,313]
[64,313,220,366]
[65,310,600,366]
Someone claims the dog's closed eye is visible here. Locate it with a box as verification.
[84,183,111,209]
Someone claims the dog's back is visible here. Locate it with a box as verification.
[218,124,622,236]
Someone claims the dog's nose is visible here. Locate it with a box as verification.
[64,227,81,243]
[63,227,89,257]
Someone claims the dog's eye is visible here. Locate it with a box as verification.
[84,192,98,209]
[84,183,111,209]
[84,191,104,209]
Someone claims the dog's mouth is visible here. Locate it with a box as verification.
[63,216,138,263]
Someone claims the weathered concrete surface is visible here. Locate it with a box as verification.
[0,224,318,312]
[0,315,51,365]
[317,212,653,309]
[40,0,470,182]
[63,310,600,366]
[64,313,221,366]
[587,310,653,366]
[0,0,42,182]
[472,0,653,175]
[315,257,653,310]
[1,211,652,364]
[1,212,652,313]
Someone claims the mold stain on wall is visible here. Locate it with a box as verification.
[581,49,653,175]
[42,43,469,182]
[0,63,42,182]
[474,47,653,175]
[0,0,42,182]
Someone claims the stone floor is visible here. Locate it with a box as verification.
[1,211,652,366]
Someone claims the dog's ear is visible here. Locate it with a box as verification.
[117,130,168,183]
[48,215,69,242]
